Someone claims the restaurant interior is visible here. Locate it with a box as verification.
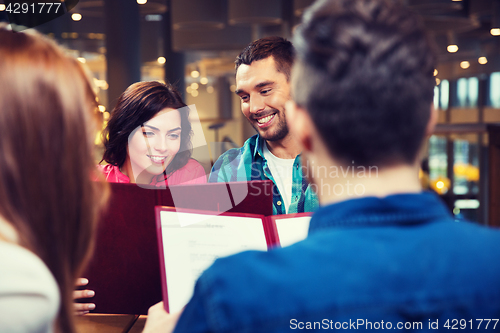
[1,0,500,331]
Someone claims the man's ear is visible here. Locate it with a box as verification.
[286,100,313,152]
[425,104,438,136]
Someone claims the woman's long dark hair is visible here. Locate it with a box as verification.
[0,26,109,333]
[101,81,192,177]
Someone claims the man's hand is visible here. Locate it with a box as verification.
[143,302,182,333]
[73,278,96,315]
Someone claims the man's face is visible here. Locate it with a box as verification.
[235,56,290,142]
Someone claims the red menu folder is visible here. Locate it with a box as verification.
[155,206,311,313]
[83,180,273,315]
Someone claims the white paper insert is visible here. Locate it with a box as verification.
[275,216,311,247]
[160,211,268,313]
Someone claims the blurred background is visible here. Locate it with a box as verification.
[2,0,500,225]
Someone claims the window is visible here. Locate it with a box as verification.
[490,72,500,107]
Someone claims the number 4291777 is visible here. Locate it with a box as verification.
[4,3,62,14]
[444,319,498,330]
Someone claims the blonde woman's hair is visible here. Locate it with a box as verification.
[0,25,109,333]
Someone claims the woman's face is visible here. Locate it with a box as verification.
[125,108,182,182]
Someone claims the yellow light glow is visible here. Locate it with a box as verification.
[431,177,450,194]
[0,4,6,11]
[478,57,488,65]
[465,165,480,182]
[98,105,106,113]
[207,86,214,94]
[77,57,86,63]
[191,70,200,78]
[191,90,199,97]
[436,78,441,86]
[137,0,147,4]
[186,86,192,94]
[72,13,82,21]
[447,45,458,53]
[460,61,470,69]
[191,83,199,90]
[491,28,500,36]
[433,69,438,76]
[157,57,166,64]
[103,112,110,120]
[200,77,208,85]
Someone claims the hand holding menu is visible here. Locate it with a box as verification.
[155,207,311,313]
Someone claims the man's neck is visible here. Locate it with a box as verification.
[310,157,422,206]
[265,134,301,159]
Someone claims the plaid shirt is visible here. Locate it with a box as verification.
[208,134,319,215]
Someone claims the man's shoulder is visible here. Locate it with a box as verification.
[209,135,260,183]
[191,221,500,331]
[215,135,259,164]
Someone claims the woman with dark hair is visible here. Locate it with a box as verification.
[100,81,206,186]
[0,26,108,332]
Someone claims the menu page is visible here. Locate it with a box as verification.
[275,216,311,247]
[160,211,268,313]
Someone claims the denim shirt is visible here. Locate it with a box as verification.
[174,192,500,332]
[208,134,318,215]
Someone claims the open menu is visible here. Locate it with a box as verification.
[155,206,311,313]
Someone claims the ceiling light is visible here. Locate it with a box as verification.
[191,70,200,78]
[98,105,106,113]
[478,57,488,65]
[207,86,214,94]
[436,78,441,86]
[447,45,458,53]
[191,90,199,97]
[200,77,208,85]
[137,0,147,4]
[433,69,438,76]
[491,28,500,36]
[460,61,470,69]
[191,83,199,90]
[0,4,6,11]
[77,57,86,63]
[157,57,166,64]
[71,13,82,21]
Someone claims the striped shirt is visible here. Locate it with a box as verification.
[208,134,319,215]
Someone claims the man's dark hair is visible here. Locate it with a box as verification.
[235,36,295,80]
[101,81,192,176]
[293,0,437,167]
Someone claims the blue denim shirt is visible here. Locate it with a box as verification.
[208,134,319,215]
[174,192,500,332]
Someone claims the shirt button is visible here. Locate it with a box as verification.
[296,164,299,169]
[295,196,298,201]
[277,201,282,206]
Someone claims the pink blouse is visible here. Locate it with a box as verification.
[98,159,207,187]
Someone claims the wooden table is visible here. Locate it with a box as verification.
[75,314,147,333]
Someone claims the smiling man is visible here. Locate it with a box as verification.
[208,37,319,215]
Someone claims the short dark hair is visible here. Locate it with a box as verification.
[293,0,436,167]
[102,81,192,175]
[235,36,295,80]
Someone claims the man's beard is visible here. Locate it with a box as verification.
[251,109,289,142]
